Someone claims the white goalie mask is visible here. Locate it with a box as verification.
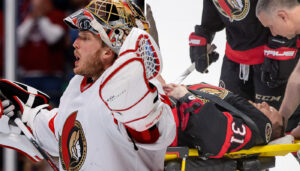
[64,0,149,54]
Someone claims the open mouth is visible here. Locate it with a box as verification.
[74,51,80,61]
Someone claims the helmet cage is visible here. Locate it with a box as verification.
[64,0,149,54]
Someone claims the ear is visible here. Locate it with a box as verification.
[103,47,115,60]
[277,10,289,22]
[101,47,116,67]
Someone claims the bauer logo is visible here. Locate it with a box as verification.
[212,0,250,22]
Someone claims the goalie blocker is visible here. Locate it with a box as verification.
[168,83,283,158]
[0,79,53,162]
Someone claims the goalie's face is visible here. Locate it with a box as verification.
[73,31,115,81]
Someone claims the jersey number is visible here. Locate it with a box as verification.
[230,122,246,144]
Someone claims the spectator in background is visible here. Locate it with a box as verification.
[17,0,68,106]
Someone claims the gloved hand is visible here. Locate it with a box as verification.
[0,102,44,162]
[0,99,15,118]
[189,32,219,73]
[0,79,50,128]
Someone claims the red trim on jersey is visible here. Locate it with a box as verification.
[179,99,203,131]
[160,94,172,107]
[210,112,233,158]
[80,77,94,92]
[169,107,179,147]
[48,113,58,136]
[126,125,159,143]
[0,144,41,162]
[297,37,300,48]
[264,45,297,60]
[225,43,265,65]
[230,124,252,152]
[0,79,49,104]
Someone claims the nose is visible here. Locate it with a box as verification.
[73,38,79,49]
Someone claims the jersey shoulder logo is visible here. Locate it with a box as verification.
[188,83,229,103]
[212,0,250,22]
[59,111,87,171]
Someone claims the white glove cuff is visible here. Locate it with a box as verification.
[22,104,49,129]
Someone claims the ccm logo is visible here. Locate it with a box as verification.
[256,94,281,102]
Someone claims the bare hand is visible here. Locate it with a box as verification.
[163,83,188,100]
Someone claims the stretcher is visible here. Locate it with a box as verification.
[165,140,300,171]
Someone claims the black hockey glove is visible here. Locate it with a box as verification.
[261,36,299,88]
[0,79,50,128]
[189,32,219,73]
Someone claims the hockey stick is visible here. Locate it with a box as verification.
[173,44,217,84]
[14,118,59,171]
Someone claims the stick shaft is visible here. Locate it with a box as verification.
[14,118,59,171]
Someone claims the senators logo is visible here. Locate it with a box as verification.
[212,0,250,22]
[59,111,87,171]
[188,83,229,103]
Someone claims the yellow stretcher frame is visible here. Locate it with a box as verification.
[165,140,300,161]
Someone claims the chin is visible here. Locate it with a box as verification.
[73,68,81,75]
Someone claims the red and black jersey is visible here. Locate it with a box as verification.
[197,0,269,64]
[169,83,272,158]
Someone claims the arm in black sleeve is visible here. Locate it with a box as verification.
[195,0,225,43]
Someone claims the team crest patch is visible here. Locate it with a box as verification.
[59,111,87,171]
[188,84,229,104]
[212,0,250,22]
[199,87,229,100]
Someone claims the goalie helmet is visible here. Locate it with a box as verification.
[64,0,149,54]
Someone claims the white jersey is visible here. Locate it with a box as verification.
[33,74,176,171]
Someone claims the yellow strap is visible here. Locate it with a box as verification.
[181,156,187,171]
